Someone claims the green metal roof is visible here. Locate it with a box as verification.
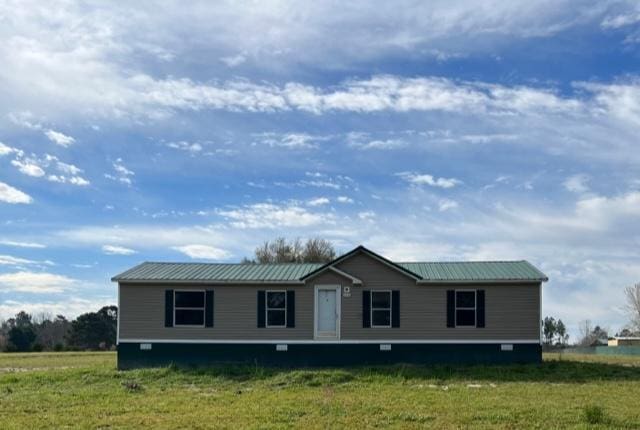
[113,256,547,283]
[399,261,547,282]
[112,262,323,283]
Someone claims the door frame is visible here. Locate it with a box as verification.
[314,284,341,340]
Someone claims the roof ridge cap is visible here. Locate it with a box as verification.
[398,260,528,264]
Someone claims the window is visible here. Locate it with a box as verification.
[174,290,205,326]
[266,291,287,327]
[455,290,476,327]
[371,291,391,327]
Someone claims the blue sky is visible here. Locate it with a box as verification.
[1,1,639,339]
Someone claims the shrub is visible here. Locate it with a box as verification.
[583,404,607,425]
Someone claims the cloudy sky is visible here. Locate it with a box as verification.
[1,1,639,338]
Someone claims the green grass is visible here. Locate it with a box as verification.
[1,352,639,429]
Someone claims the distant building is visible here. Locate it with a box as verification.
[608,337,640,347]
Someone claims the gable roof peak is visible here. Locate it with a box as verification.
[299,244,423,281]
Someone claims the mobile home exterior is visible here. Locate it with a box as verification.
[113,246,547,369]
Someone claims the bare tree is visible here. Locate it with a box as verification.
[578,319,593,346]
[302,238,336,263]
[251,237,336,263]
[36,315,71,350]
[624,283,640,333]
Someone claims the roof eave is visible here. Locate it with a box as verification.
[328,266,363,285]
[113,279,305,285]
[416,278,547,284]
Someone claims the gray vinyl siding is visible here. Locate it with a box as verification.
[119,283,313,340]
[336,253,540,340]
[119,251,540,342]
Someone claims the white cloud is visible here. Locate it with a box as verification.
[358,211,376,220]
[601,12,640,29]
[438,199,459,211]
[55,161,83,175]
[336,196,354,203]
[57,225,232,250]
[47,174,90,186]
[11,159,45,177]
[398,172,462,188]
[44,129,75,147]
[105,159,135,185]
[0,255,36,266]
[113,160,134,177]
[102,245,137,255]
[0,142,18,156]
[69,176,90,186]
[307,197,330,206]
[459,134,519,144]
[0,271,76,293]
[0,182,33,204]
[256,133,322,149]
[9,153,90,186]
[0,240,45,249]
[0,2,629,123]
[563,174,590,193]
[275,172,356,191]
[8,111,43,130]
[220,53,247,67]
[69,176,90,187]
[172,244,231,260]
[0,254,53,267]
[576,80,640,127]
[167,141,203,153]
[218,202,333,229]
[347,133,407,150]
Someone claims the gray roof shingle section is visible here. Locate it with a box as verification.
[113,260,547,283]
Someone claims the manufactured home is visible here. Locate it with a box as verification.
[113,246,548,369]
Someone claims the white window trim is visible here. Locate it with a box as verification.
[454,289,477,328]
[370,290,392,328]
[265,290,287,328]
[173,289,206,327]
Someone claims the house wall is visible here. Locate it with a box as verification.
[118,251,540,342]
[335,252,540,341]
[119,283,314,340]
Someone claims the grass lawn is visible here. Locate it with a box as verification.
[1,352,639,429]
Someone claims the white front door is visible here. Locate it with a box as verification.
[315,286,340,339]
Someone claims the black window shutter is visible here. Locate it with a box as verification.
[446,290,455,328]
[205,290,214,327]
[476,290,485,328]
[391,290,400,328]
[165,289,174,327]
[362,290,371,328]
[286,290,295,328]
[257,290,266,328]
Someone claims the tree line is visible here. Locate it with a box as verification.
[0,306,117,352]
